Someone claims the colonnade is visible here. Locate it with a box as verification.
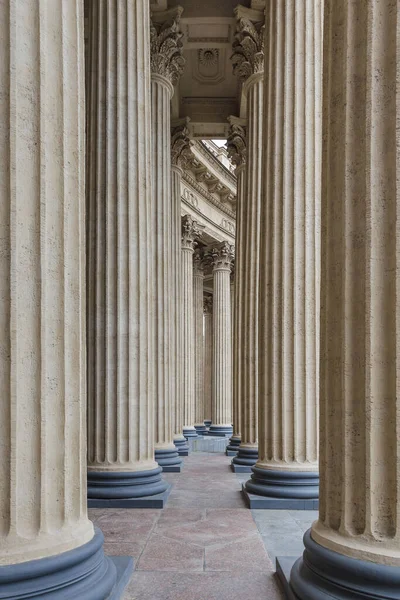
[1,1,400,599]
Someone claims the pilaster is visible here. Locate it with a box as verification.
[193,251,206,434]
[171,119,192,456]
[0,1,129,596]
[243,0,321,508]
[208,242,235,437]
[181,216,204,439]
[151,7,185,472]
[286,2,400,598]
[86,0,170,505]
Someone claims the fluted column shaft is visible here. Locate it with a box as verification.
[86,2,170,502]
[151,74,176,455]
[203,297,213,424]
[210,244,234,436]
[246,0,322,501]
[194,256,205,430]
[0,0,91,566]
[171,165,184,442]
[312,0,400,566]
[181,222,195,437]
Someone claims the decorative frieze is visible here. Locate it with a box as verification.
[232,6,265,81]
[182,214,205,250]
[150,7,185,86]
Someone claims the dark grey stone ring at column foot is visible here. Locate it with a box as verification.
[183,427,198,439]
[194,424,207,435]
[232,446,258,467]
[244,466,319,499]
[88,465,169,499]
[226,436,241,453]
[288,529,400,599]
[204,419,212,427]
[208,425,233,437]
[0,528,133,600]
[174,438,190,456]
[155,448,183,472]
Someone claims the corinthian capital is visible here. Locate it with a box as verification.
[171,118,192,168]
[231,6,265,81]
[208,242,235,271]
[181,215,204,250]
[203,295,213,315]
[151,7,185,87]
[227,116,247,169]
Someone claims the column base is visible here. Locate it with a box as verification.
[183,427,198,439]
[0,528,132,600]
[242,467,319,509]
[174,437,190,456]
[231,445,258,472]
[155,448,183,473]
[277,529,400,600]
[204,419,212,427]
[226,435,241,455]
[88,466,171,508]
[207,424,233,437]
[194,424,207,435]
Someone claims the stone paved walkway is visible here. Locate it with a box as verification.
[89,452,315,600]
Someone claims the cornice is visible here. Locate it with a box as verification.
[182,171,235,219]
[195,141,237,186]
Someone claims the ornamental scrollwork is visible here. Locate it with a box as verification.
[181,215,204,250]
[227,118,247,168]
[151,8,185,86]
[207,241,235,271]
[231,12,265,81]
[171,120,192,168]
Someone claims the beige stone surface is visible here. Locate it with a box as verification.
[203,297,214,423]
[0,0,93,565]
[227,119,247,441]
[257,0,321,473]
[193,252,205,426]
[181,216,204,433]
[312,0,400,567]
[86,0,157,474]
[210,243,235,428]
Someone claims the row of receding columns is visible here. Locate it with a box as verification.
[228,1,400,599]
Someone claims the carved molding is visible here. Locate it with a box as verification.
[203,295,213,315]
[231,7,265,81]
[182,172,236,219]
[227,116,247,168]
[171,118,192,168]
[181,215,204,250]
[193,249,205,275]
[195,141,237,187]
[207,241,235,271]
[151,7,185,86]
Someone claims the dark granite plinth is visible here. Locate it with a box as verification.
[194,424,207,435]
[208,425,233,437]
[226,449,238,456]
[232,445,258,470]
[279,529,400,599]
[244,466,319,501]
[88,466,170,507]
[204,419,212,427]
[231,463,252,473]
[177,448,189,456]
[89,484,171,508]
[0,528,132,600]
[183,427,198,439]
[155,448,183,473]
[276,556,297,599]
[242,484,319,510]
[174,437,190,456]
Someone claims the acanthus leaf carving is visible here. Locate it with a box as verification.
[181,215,204,250]
[207,241,235,271]
[171,120,192,168]
[231,13,265,81]
[227,117,247,168]
[151,8,185,86]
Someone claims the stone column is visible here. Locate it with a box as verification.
[181,216,204,438]
[194,251,206,434]
[226,119,247,455]
[231,11,264,472]
[0,1,125,596]
[171,119,192,456]
[244,0,321,507]
[287,2,400,598]
[209,243,235,436]
[203,296,214,427]
[86,1,170,504]
[150,7,185,472]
